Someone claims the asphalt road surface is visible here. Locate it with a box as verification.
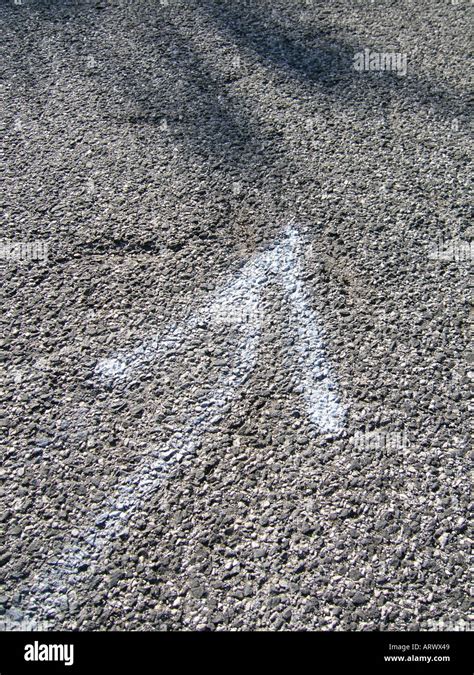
[1,0,472,631]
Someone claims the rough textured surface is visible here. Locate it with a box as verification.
[1,0,472,631]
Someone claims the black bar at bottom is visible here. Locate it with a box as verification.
[0,631,471,674]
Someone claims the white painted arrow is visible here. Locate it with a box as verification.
[21,224,345,626]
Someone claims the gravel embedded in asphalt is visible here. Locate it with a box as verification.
[1,0,472,631]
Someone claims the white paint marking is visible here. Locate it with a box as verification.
[96,225,344,431]
[24,225,346,623]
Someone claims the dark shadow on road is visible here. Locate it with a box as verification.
[3,0,469,176]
